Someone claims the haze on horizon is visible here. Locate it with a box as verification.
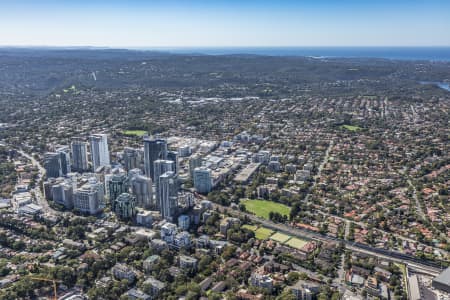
[0,0,449,48]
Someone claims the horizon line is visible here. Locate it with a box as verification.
[1,45,450,49]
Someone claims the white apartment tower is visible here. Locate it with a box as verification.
[90,133,110,170]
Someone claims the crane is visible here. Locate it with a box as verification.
[29,277,62,300]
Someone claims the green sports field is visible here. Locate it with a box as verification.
[122,130,148,136]
[241,199,291,220]
[285,237,308,250]
[270,232,291,243]
[254,227,274,240]
[340,125,362,131]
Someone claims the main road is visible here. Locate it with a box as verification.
[17,149,60,216]
[214,203,444,276]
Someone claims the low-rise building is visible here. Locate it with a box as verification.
[112,263,136,282]
[123,288,151,300]
[179,255,198,270]
[143,276,166,297]
[143,255,160,273]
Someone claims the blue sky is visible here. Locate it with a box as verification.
[0,0,449,47]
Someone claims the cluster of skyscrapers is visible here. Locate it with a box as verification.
[44,135,183,222]
[45,133,110,176]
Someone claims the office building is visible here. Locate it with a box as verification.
[128,168,143,180]
[51,182,73,209]
[178,215,190,231]
[153,159,175,205]
[107,172,129,210]
[56,146,71,175]
[178,192,194,208]
[189,154,203,178]
[89,133,110,171]
[130,174,153,209]
[114,193,136,220]
[71,140,89,172]
[73,178,104,215]
[44,152,63,178]
[193,167,212,194]
[167,150,179,174]
[123,147,143,171]
[158,171,178,220]
[177,145,191,157]
[143,137,167,180]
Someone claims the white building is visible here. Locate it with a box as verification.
[89,133,110,171]
[154,160,175,203]
[73,177,104,214]
[250,270,273,292]
[160,222,178,244]
[136,210,154,227]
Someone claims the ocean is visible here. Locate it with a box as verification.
[145,47,450,62]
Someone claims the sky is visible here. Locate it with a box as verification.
[0,0,449,47]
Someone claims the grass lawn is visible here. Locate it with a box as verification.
[270,232,291,243]
[122,130,148,137]
[254,227,274,240]
[242,224,258,232]
[241,199,291,220]
[285,237,308,250]
[340,125,362,131]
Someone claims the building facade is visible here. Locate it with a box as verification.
[193,167,212,194]
[44,152,63,178]
[73,178,104,214]
[107,173,129,210]
[130,174,153,209]
[51,182,74,209]
[56,146,71,175]
[123,147,143,171]
[71,140,89,172]
[89,133,110,171]
[158,171,178,220]
[143,138,167,180]
[114,193,137,220]
[153,159,175,205]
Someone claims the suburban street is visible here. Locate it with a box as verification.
[16,149,60,216]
